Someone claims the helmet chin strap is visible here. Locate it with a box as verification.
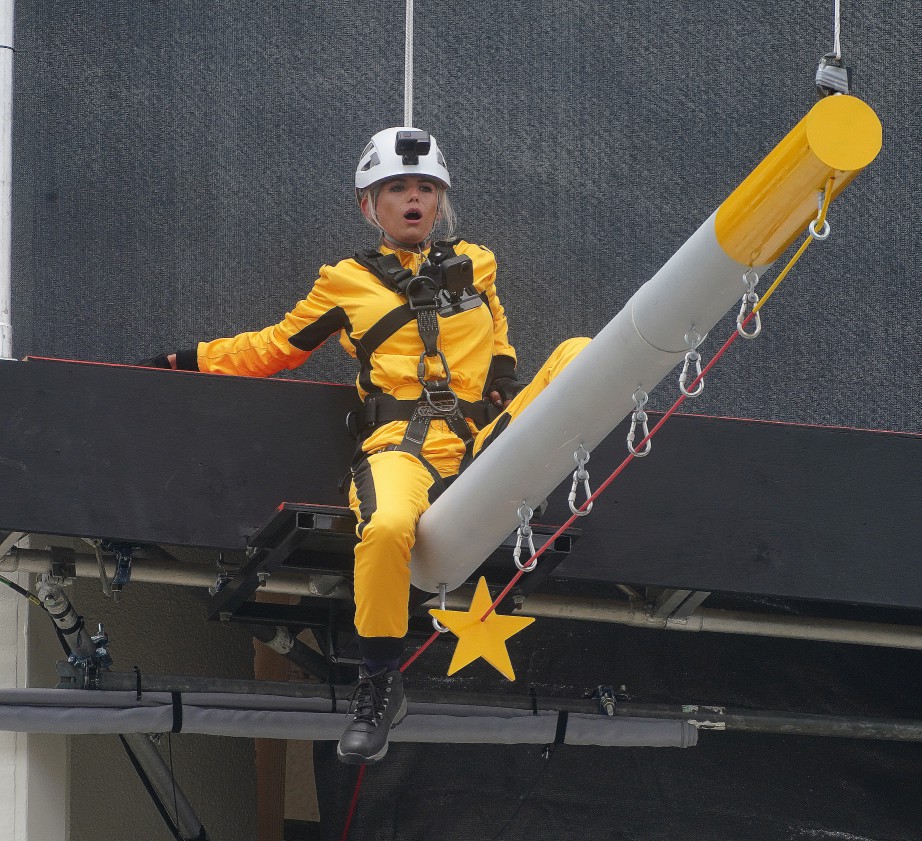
[380,231,432,252]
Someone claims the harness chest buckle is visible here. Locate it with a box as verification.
[423,389,459,415]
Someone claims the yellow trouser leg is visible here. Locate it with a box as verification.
[348,449,436,640]
[473,337,591,456]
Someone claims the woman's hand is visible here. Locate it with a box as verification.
[488,375,525,409]
[135,353,178,369]
[489,389,512,409]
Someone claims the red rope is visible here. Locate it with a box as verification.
[479,311,753,621]
[338,631,440,840]
[343,312,756,840]
[401,630,441,672]
[340,764,367,841]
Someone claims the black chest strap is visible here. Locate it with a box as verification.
[350,243,488,465]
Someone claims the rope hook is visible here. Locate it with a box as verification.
[737,270,762,339]
[568,445,594,516]
[678,331,705,397]
[513,503,538,572]
[431,583,450,633]
[627,389,652,457]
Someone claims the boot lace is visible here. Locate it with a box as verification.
[347,672,386,726]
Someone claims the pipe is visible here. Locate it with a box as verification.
[0,0,12,358]
[3,547,350,599]
[120,732,209,841]
[248,625,329,681]
[9,547,922,651]
[505,592,922,651]
[4,684,922,743]
[0,687,697,748]
[410,96,882,593]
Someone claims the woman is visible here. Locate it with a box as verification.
[149,127,587,765]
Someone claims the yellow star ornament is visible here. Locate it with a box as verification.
[429,576,535,680]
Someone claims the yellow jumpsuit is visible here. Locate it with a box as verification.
[185,240,588,653]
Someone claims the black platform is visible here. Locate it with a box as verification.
[3,357,922,610]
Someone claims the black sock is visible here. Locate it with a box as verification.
[363,657,400,674]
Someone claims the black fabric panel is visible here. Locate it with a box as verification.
[350,454,377,541]
[288,307,350,352]
[353,303,415,359]
[490,354,516,380]
[174,347,199,371]
[10,0,922,435]
[0,358,358,548]
[314,615,922,841]
[474,411,512,455]
[356,635,404,662]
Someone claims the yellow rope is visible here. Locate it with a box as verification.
[752,176,835,314]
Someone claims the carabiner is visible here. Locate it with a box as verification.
[513,503,538,572]
[568,445,594,516]
[627,389,652,457]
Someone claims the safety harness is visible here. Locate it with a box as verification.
[348,240,499,474]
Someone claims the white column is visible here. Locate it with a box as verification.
[0,555,69,841]
[0,573,28,841]
[0,0,13,359]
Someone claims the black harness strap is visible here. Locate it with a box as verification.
[354,393,496,432]
[350,243,491,467]
[171,692,184,733]
[354,303,415,360]
[353,250,415,294]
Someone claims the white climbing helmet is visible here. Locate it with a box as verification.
[355,126,451,191]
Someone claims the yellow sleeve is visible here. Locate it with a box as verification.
[465,243,517,366]
[196,270,348,377]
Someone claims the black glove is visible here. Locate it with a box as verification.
[488,375,526,405]
[135,353,173,369]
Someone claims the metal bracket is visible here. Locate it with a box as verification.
[49,546,77,581]
[650,588,711,621]
[0,531,25,559]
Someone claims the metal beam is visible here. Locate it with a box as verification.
[7,547,922,651]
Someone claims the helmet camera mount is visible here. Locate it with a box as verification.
[395,129,431,165]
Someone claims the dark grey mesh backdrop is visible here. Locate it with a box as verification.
[11,1,922,431]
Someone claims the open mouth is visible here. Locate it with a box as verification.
[404,209,422,222]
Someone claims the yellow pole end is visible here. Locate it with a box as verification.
[805,95,882,171]
[715,96,882,266]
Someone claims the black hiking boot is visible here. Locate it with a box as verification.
[337,666,407,765]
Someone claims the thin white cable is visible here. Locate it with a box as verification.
[0,0,14,359]
[404,0,413,126]
[833,0,841,58]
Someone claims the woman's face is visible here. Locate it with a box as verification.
[365,176,440,246]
